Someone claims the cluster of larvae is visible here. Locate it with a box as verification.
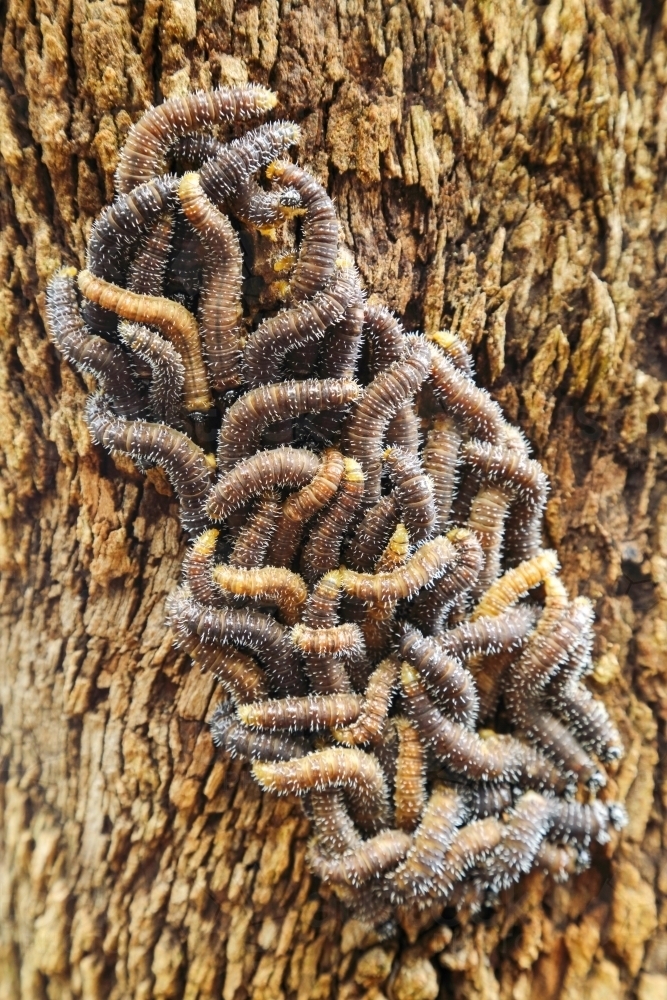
[45,85,627,934]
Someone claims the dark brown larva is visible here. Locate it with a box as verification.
[194,645,269,703]
[383,447,437,544]
[118,321,185,425]
[406,528,484,634]
[266,161,340,301]
[363,306,420,457]
[399,628,479,727]
[437,606,538,661]
[178,172,244,390]
[198,121,301,232]
[243,264,357,388]
[45,270,146,420]
[167,587,306,696]
[345,496,399,572]
[390,785,466,900]
[206,447,321,521]
[344,339,432,503]
[217,380,360,473]
[307,829,412,888]
[211,701,309,760]
[237,693,361,731]
[126,213,175,296]
[427,341,505,444]
[334,657,398,745]
[85,395,213,534]
[482,791,555,892]
[462,783,514,819]
[401,664,567,791]
[115,85,277,194]
[77,269,212,414]
[427,330,474,376]
[230,494,282,569]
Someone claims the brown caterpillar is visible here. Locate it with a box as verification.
[301,457,365,582]
[198,121,301,232]
[292,622,365,658]
[206,447,321,521]
[85,395,213,533]
[406,528,484,634]
[437,606,539,660]
[77,269,212,414]
[243,264,358,388]
[307,829,412,888]
[393,718,427,832]
[462,783,514,819]
[333,658,398,745]
[118,322,185,425]
[267,161,340,300]
[216,380,360,474]
[339,535,463,606]
[252,747,390,826]
[345,496,399,572]
[472,550,560,619]
[482,791,555,892]
[427,330,474,375]
[269,450,347,568]
[211,564,308,625]
[196,647,269,703]
[182,529,225,607]
[427,341,505,444]
[390,785,467,900]
[178,172,244,390]
[45,271,146,420]
[466,484,514,596]
[115,85,277,194]
[229,494,282,569]
[423,415,462,534]
[344,338,432,503]
[399,628,480,727]
[211,701,309,760]
[166,587,306,696]
[383,447,437,544]
[237,693,361,731]
[401,664,567,791]
[126,213,175,296]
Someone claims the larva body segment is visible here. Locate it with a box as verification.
[427,342,505,444]
[211,701,309,759]
[197,646,269,703]
[344,339,431,503]
[546,798,625,846]
[292,622,364,658]
[423,415,462,534]
[267,161,339,300]
[118,322,185,425]
[427,330,474,375]
[340,535,461,606]
[308,790,362,854]
[252,747,390,826]
[308,829,412,888]
[375,522,410,574]
[317,291,365,382]
[178,172,244,389]
[115,85,278,194]
[85,396,213,534]
[269,450,347,567]
[301,458,365,581]
[211,564,308,624]
[243,266,357,388]
[466,485,513,596]
[77,269,212,414]
[237,693,361,731]
[483,791,555,892]
[437,607,539,661]
[383,447,437,544]
[46,270,146,420]
[207,447,321,521]
[399,629,479,727]
[167,588,306,696]
[230,495,282,569]
[217,381,360,473]
[545,680,623,762]
[462,783,514,819]
[363,305,418,453]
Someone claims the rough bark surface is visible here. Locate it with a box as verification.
[0,1,665,998]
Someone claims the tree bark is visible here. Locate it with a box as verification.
[0,0,665,998]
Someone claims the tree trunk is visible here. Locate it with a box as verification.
[0,0,665,998]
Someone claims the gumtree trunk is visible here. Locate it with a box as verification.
[0,1,665,998]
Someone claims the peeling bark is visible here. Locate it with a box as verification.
[1,1,666,998]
